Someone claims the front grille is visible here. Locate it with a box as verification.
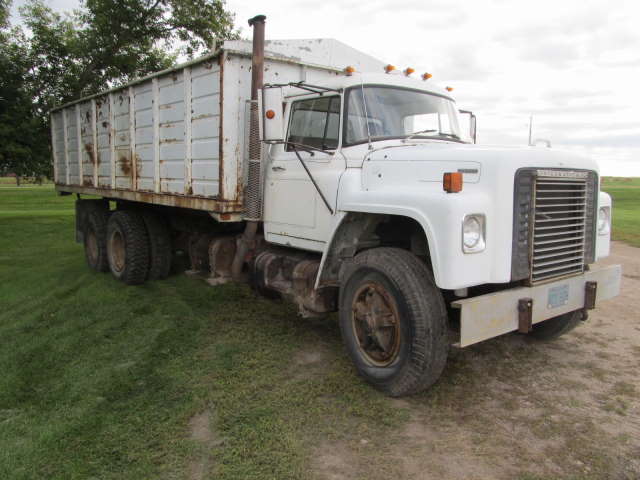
[531,172,588,282]
[512,168,598,285]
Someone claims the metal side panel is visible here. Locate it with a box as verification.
[51,111,65,183]
[95,95,112,187]
[79,100,95,186]
[190,59,221,197]
[113,89,134,190]
[134,82,155,191]
[452,264,622,347]
[65,107,80,185]
[158,69,186,194]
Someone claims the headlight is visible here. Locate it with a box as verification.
[462,214,486,253]
[598,206,611,235]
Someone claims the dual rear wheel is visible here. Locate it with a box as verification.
[83,208,172,285]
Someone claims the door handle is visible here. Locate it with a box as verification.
[271,166,286,172]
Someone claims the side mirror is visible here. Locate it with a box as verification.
[260,86,284,143]
[469,114,477,144]
[459,109,477,144]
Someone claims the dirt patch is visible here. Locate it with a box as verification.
[311,440,360,480]
[308,242,640,480]
[291,345,330,381]
[188,409,219,480]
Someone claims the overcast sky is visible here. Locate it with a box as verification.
[11,0,640,176]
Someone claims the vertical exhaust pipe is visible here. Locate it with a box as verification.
[232,14,266,280]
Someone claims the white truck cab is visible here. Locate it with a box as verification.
[54,15,621,397]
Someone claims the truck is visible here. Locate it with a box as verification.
[50,15,622,397]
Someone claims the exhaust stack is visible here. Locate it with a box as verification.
[232,14,266,280]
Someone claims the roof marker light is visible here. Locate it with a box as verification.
[403,67,415,76]
[384,64,396,73]
[344,65,355,76]
[422,72,432,81]
[446,86,454,92]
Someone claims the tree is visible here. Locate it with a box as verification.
[0,4,50,184]
[0,0,237,184]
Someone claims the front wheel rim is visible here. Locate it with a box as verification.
[351,281,402,367]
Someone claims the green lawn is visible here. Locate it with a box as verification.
[0,180,637,479]
[0,185,406,479]
[602,177,640,247]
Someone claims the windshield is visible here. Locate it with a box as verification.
[344,86,463,145]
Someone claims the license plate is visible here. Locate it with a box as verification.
[547,284,569,309]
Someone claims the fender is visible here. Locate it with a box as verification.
[315,207,440,289]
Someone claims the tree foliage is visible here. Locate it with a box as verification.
[0,0,236,182]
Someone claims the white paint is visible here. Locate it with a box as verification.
[128,87,136,189]
[184,66,193,194]
[152,77,160,193]
[453,264,622,347]
[109,93,116,188]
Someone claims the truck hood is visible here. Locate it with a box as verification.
[360,141,600,183]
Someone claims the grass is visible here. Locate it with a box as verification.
[0,179,637,479]
[601,176,640,247]
[0,185,407,479]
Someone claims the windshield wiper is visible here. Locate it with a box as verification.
[403,129,437,142]
[403,131,465,143]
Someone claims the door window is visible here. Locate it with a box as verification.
[286,96,340,151]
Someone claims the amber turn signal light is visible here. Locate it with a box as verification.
[265,109,276,119]
[404,67,415,76]
[384,64,396,73]
[422,72,432,80]
[443,172,463,193]
[344,65,355,76]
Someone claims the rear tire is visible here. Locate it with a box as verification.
[106,210,150,285]
[529,310,582,340]
[84,210,109,272]
[339,247,449,397]
[140,211,172,280]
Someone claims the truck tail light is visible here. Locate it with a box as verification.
[443,172,463,193]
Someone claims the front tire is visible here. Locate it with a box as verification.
[339,248,448,397]
[106,210,150,285]
[84,210,109,272]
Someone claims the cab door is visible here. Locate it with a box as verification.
[263,95,345,251]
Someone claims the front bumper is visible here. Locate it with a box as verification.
[452,264,622,347]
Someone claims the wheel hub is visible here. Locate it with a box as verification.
[109,230,126,273]
[351,281,401,366]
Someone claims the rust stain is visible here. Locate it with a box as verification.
[84,143,94,156]
[160,138,179,144]
[119,153,132,176]
[135,153,142,180]
[186,185,193,195]
[55,184,242,213]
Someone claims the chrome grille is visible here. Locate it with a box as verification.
[531,172,588,283]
